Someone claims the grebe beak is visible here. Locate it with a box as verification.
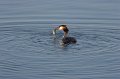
[52,27,59,35]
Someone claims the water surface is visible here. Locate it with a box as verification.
[0,0,120,79]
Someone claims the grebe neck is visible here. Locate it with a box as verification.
[63,32,68,37]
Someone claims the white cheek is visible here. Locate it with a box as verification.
[59,27,63,30]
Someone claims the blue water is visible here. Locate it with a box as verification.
[0,0,120,79]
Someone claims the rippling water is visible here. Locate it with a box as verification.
[0,0,120,79]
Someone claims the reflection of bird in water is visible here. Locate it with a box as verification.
[53,25,77,45]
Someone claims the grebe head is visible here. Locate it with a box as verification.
[54,25,69,37]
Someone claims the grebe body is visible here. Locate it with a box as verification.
[62,37,77,44]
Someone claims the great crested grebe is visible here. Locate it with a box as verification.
[53,25,77,45]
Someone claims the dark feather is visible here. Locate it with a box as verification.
[61,37,77,44]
